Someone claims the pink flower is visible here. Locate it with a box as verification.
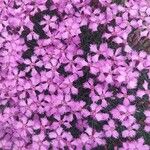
[32,132,49,150]
[119,141,137,150]
[80,127,105,148]
[19,96,37,115]
[111,103,136,125]
[117,87,135,102]
[89,10,105,31]
[28,0,47,15]
[76,119,88,132]
[144,110,150,132]
[6,69,25,92]
[135,138,150,150]
[129,51,147,71]
[122,122,139,138]
[15,117,34,137]
[71,138,84,150]
[49,127,72,149]
[89,103,109,121]
[40,15,58,33]
[44,57,60,77]
[116,63,139,88]
[56,17,81,39]
[13,140,26,150]
[27,29,39,40]
[24,55,43,76]
[137,81,150,98]
[44,95,62,116]
[68,101,86,118]
[59,75,78,94]
[86,55,100,74]
[0,139,12,150]
[90,43,111,59]
[52,114,73,129]
[62,52,83,74]
[106,26,123,38]
[119,138,149,150]
[94,84,112,107]
[103,120,119,138]
[83,79,95,97]
[1,0,150,149]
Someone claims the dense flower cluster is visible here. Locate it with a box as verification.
[0,0,150,149]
